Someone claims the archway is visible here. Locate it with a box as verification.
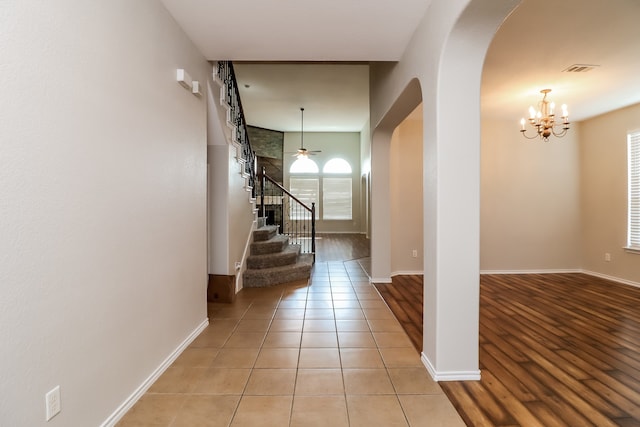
[369,0,520,380]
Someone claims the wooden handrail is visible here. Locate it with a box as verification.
[261,171,313,213]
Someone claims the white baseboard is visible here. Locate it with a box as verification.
[481,269,640,289]
[421,353,481,381]
[370,277,392,283]
[315,231,368,235]
[582,270,640,289]
[480,268,582,275]
[101,318,209,427]
[391,270,424,277]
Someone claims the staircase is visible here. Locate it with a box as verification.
[243,221,313,287]
[212,61,315,289]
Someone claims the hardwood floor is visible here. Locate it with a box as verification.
[374,276,423,351]
[314,233,370,262]
[376,273,640,426]
[311,236,640,425]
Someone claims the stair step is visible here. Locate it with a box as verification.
[243,254,314,288]
[253,225,278,242]
[251,234,288,255]
[247,245,301,269]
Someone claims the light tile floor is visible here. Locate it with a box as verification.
[117,260,465,426]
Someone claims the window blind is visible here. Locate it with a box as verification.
[323,178,352,220]
[628,131,640,249]
[289,178,318,220]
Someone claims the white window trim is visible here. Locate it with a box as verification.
[626,130,640,254]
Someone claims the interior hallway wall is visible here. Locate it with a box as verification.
[0,2,210,425]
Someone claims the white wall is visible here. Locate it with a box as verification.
[0,2,209,425]
[283,131,362,233]
[581,103,640,283]
[390,116,424,275]
[481,119,582,272]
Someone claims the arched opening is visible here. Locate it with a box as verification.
[369,0,520,381]
[370,78,423,282]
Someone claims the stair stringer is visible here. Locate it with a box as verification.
[210,63,255,205]
[233,218,258,293]
[206,69,257,280]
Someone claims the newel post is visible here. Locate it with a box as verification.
[311,202,316,261]
[260,166,266,219]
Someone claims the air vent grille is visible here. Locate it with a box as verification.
[563,64,599,73]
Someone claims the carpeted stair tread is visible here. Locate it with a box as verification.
[253,225,278,242]
[243,255,314,288]
[246,244,301,269]
[250,234,289,255]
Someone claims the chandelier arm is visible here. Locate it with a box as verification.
[551,127,569,138]
[520,130,541,140]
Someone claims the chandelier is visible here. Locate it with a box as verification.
[520,89,570,141]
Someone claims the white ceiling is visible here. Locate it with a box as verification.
[482,0,640,122]
[162,0,640,132]
[160,0,431,61]
[233,63,369,132]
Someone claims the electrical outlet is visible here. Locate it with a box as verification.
[605,253,611,262]
[412,249,418,258]
[45,386,61,421]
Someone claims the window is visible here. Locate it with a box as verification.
[289,178,318,219]
[323,177,352,219]
[321,158,352,220]
[323,158,352,174]
[290,157,319,174]
[628,131,640,251]
[289,156,353,221]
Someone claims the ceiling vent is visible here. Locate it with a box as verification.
[563,64,599,73]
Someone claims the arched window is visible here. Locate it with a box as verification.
[290,157,319,174]
[323,158,352,174]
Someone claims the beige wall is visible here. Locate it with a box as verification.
[390,117,424,275]
[480,118,582,271]
[580,103,640,283]
[0,1,209,425]
[480,104,640,286]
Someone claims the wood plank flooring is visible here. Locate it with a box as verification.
[374,275,423,351]
[314,233,370,262]
[375,273,640,426]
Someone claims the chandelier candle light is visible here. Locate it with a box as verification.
[520,89,570,141]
